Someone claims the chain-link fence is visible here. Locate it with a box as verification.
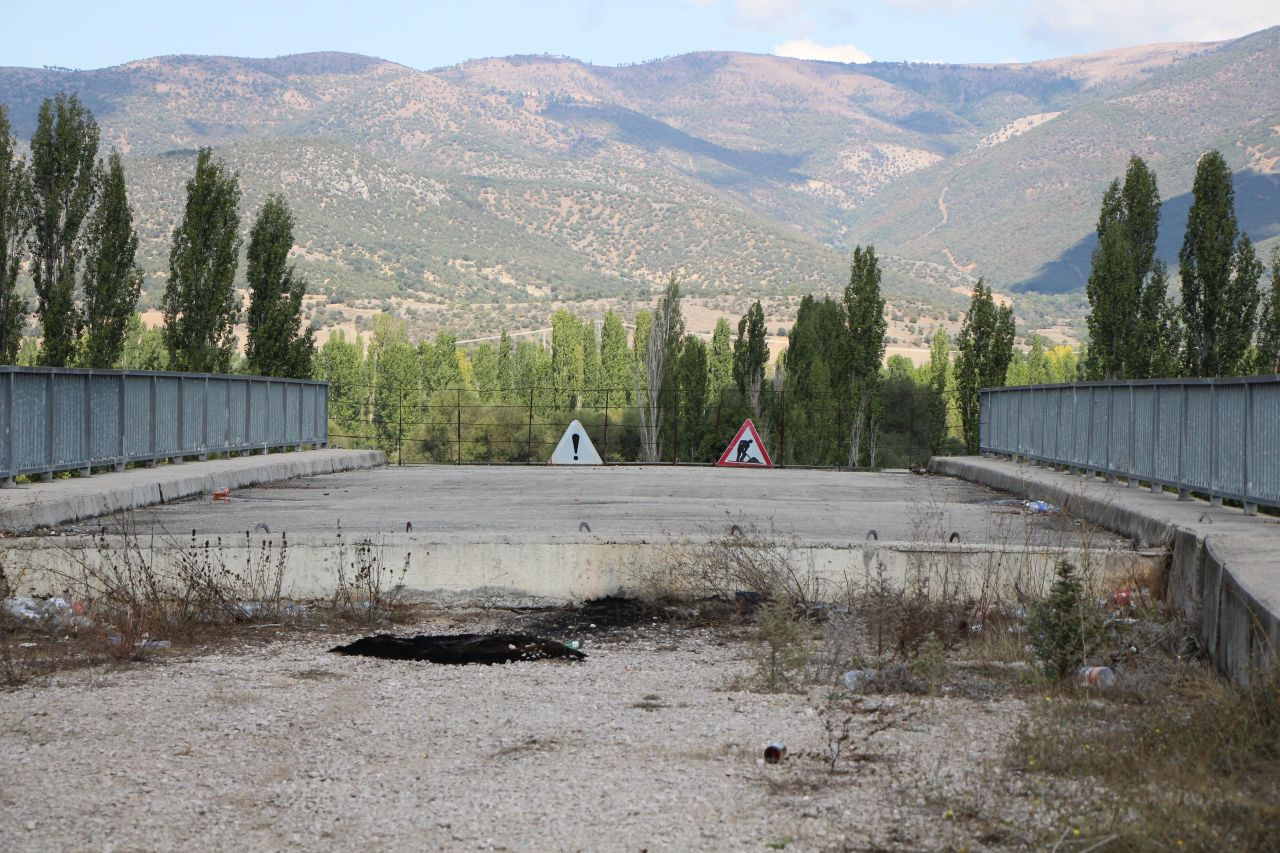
[327,383,957,468]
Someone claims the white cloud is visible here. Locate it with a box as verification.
[1023,0,1279,46]
[773,38,872,63]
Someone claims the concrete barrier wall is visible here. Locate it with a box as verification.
[932,455,1278,686]
[4,532,1163,606]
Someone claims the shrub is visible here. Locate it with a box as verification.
[1027,561,1105,680]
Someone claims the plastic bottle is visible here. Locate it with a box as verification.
[1079,666,1117,688]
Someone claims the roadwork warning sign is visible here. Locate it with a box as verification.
[716,419,772,468]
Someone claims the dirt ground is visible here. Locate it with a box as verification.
[0,609,1042,852]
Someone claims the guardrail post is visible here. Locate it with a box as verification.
[116,374,126,471]
[199,375,209,461]
[1150,385,1160,494]
[1243,381,1256,515]
[147,374,157,467]
[2,371,13,486]
[1127,384,1136,487]
[173,377,185,464]
[1177,384,1189,500]
[1209,382,1222,507]
[79,373,92,477]
[42,372,54,481]
[602,388,610,463]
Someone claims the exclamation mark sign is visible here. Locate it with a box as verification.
[572,433,580,460]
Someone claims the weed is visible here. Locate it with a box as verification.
[911,632,946,695]
[331,532,409,622]
[751,594,809,692]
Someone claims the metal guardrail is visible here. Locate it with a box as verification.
[0,366,328,483]
[980,376,1280,514]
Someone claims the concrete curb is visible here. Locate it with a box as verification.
[930,455,1279,686]
[0,449,385,533]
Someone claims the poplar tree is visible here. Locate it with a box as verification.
[844,245,886,466]
[599,311,631,403]
[1256,250,1280,375]
[674,334,709,460]
[79,152,142,368]
[1180,150,1261,376]
[1084,181,1136,379]
[708,316,733,397]
[244,194,313,378]
[733,300,767,412]
[955,280,1015,454]
[927,328,949,456]
[29,93,99,367]
[163,148,241,373]
[0,104,30,363]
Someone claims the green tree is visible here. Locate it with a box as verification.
[470,341,500,402]
[0,104,30,363]
[927,328,950,456]
[314,330,366,439]
[244,194,313,377]
[844,245,887,466]
[29,93,99,367]
[1255,250,1280,375]
[600,310,632,404]
[367,315,419,459]
[421,331,463,396]
[733,300,767,413]
[955,280,1015,454]
[1180,151,1261,376]
[784,295,850,465]
[709,316,734,397]
[550,309,585,409]
[1084,183,1136,379]
[118,314,168,370]
[674,334,710,460]
[582,318,602,408]
[163,148,242,373]
[78,152,142,368]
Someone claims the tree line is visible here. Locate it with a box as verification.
[1083,150,1280,380]
[0,95,314,377]
[315,248,1019,465]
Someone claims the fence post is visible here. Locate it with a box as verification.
[147,374,157,467]
[1177,384,1189,499]
[42,372,53,480]
[456,388,462,465]
[1209,382,1221,507]
[80,373,92,476]
[1243,381,1256,515]
[397,388,404,467]
[602,388,610,463]
[671,388,679,465]
[527,387,534,463]
[199,375,209,460]
[1150,385,1160,494]
[3,371,13,484]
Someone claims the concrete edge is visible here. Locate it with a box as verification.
[0,449,385,534]
[931,455,1278,685]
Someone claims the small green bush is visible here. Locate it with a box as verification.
[1027,561,1106,680]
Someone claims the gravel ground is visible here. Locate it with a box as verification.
[0,615,1032,852]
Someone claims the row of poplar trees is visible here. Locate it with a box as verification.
[1084,150,1280,380]
[0,95,313,377]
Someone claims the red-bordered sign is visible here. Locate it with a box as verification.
[716,418,773,468]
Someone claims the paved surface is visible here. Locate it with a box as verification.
[933,456,1280,684]
[72,465,1121,548]
[0,449,384,533]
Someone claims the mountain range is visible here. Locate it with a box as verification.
[1,26,1277,351]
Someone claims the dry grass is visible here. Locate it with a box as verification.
[1010,662,1280,850]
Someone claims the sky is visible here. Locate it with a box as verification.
[3,0,1279,71]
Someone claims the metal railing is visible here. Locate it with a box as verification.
[0,366,328,483]
[980,376,1280,514]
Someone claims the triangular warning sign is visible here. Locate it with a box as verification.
[550,419,603,464]
[716,419,773,468]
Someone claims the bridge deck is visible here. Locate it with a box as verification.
[72,465,1124,549]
